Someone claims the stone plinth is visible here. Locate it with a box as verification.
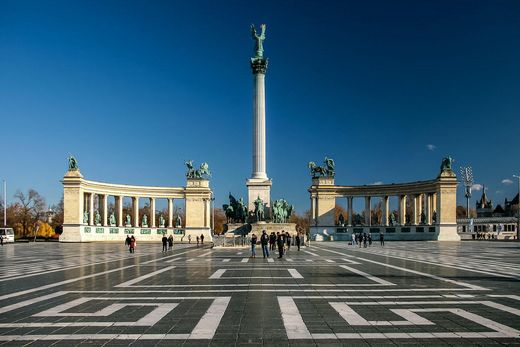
[246,178,272,211]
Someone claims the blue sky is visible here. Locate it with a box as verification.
[1,0,519,213]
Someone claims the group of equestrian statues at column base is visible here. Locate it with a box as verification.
[223,193,294,224]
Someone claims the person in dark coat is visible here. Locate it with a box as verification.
[200,234,204,244]
[162,235,168,252]
[269,232,276,251]
[295,233,301,251]
[276,232,284,259]
[168,234,174,250]
[285,232,291,251]
[379,232,384,246]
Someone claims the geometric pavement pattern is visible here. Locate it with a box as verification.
[0,241,520,346]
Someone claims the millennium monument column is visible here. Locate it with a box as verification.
[246,24,272,210]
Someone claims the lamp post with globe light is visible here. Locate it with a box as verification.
[460,167,473,219]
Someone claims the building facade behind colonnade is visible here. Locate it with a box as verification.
[60,159,212,242]
[308,157,460,241]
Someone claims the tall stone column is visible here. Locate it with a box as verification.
[425,193,431,225]
[364,196,371,226]
[347,197,353,226]
[89,193,94,226]
[116,196,123,227]
[382,196,389,226]
[246,27,271,211]
[398,195,407,225]
[132,197,139,227]
[150,197,156,228]
[413,195,419,225]
[168,198,174,228]
[102,194,108,226]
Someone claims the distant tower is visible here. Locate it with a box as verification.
[246,24,272,210]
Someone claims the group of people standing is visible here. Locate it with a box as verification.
[124,235,136,253]
[161,234,174,252]
[351,232,384,247]
[251,231,304,259]
[186,234,205,246]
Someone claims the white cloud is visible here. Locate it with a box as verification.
[426,144,436,151]
[496,190,503,195]
[502,179,513,185]
[471,184,483,191]
[372,181,384,185]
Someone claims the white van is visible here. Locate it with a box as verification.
[0,228,15,243]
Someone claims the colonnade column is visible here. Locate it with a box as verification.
[432,193,437,223]
[102,194,108,226]
[150,198,156,228]
[364,196,371,226]
[168,198,174,228]
[413,195,419,225]
[424,193,431,225]
[398,195,406,225]
[418,194,423,224]
[116,196,123,227]
[310,196,316,226]
[382,196,389,226]
[133,197,139,227]
[347,197,353,226]
[89,193,94,226]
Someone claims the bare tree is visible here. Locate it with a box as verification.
[14,189,46,237]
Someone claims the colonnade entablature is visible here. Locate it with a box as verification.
[308,157,460,241]
[60,168,212,242]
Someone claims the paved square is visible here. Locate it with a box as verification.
[1,241,520,346]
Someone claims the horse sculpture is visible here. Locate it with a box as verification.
[309,157,335,178]
[254,196,265,222]
[185,160,211,179]
[440,156,454,173]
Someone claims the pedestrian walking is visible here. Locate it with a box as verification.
[260,230,269,258]
[286,232,291,251]
[125,235,131,248]
[380,232,384,246]
[368,233,372,247]
[276,232,284,258]
[295,233,301,251]
[351,233,356,247]
[196,236,200,247]
[363,233,367,248]
[162,234,168,252]
[129,236,136,253]
[250,233,257,258]
[200,234,204,244]
[188,235,192,244]
[168,234,174,250]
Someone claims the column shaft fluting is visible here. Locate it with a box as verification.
[252,72,267,179]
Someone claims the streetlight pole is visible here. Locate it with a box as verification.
[3,180,6,227]
[513,175,520,241]
[460,167,473,219]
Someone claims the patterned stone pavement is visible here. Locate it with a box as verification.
[0,240,519,346]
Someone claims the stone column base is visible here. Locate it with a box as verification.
[437,224,461,241]
[246,178,272,211]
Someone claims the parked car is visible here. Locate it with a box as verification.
[0,228,15,243]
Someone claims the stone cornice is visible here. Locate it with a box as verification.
[308,178,452,197]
